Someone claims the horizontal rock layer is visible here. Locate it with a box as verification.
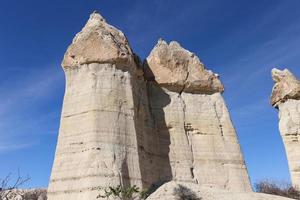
[47,63,143,200]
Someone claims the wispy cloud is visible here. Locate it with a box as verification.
[0,63,64,153]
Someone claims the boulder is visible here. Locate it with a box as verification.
[147,181,294,200]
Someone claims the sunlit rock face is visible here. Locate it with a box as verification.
[147,181,294,200]
[271,68,300,107]
[271,68,300,189]
[48,12,253,200]
[145,40,251,192]
[47,12,153,200]
[145,39,224,94]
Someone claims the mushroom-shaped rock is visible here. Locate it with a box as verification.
[271,68,300,189]
[145,39,224,94]
[270,68,300,107]
[62,11,134,68]
[48,12,147,200]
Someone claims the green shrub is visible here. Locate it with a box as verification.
[97,185,149,200]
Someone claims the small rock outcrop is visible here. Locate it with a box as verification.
[145,40,251,192]
[147,181,293,200]
[1,189,47,200]
[271,68,300,189]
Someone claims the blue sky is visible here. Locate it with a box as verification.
[0,0,300,189]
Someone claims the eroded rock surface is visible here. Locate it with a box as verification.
[145,39,224,94]
[271,68,300,189]
[271,68,300,107]
[49,12,254,200]
[62,11,135,69]
[48,12,146,200]
[145,40,251,192]
[147,181,294,200]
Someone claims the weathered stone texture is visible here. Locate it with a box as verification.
[271,68,300,188]
[271,68,300,107]
[146,40,251,192]
[145,39,224,94]
[48,12,146,200]
[49,12,253,200]
[147,181,294,200]
[278,99,300,188]
[62,12,135,69]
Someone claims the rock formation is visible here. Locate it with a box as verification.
[271,68,300,189]
[49,11,295,200]
[147,181,293,200]
[145,40,251,192]
[48,12,147,200]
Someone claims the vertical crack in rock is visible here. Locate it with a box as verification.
[271,68,300,188]
[212,100,224,137]
[179,93,196,182]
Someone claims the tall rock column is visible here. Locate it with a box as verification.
[271,68,300,188]
[145,40,252,192]
[48,12,145,200]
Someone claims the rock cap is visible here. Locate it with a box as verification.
[144,39,224,94]
[270,68,300,107]
[62,11,134,68]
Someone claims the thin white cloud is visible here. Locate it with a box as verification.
[0,141,38,153]
[0,63,64,153]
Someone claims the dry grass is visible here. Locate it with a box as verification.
[255,180,300,199]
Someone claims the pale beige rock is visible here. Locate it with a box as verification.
[145,39,224,94]
[49,12,252,200]
[270,68,300,107]
[271,69,300,188]
[278,99,300,189]
[147,181,293,200]
[146,41,251,192]
[62,11,135,69]
[47,12,147,200]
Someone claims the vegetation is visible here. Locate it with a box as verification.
[173,184,201,200]
[0,169,30,200]
[255,180,300,199]
[97,185,149,200]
